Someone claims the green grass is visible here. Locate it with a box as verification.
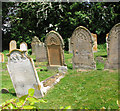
[0,44,118,109]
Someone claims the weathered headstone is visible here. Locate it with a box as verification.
[31,36,41,55]
[0,53,4,63]
[20,42,27,51]
[71,26,96,69]
[106,33,109,52]
[68,38,73,53]
[105,23,120,69]
[91,33,97,52]
[9,40,17,52]
[35,42,47,62]
[45,31,65,69]
[7,49,44,98]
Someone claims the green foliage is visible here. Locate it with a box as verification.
[0,88,47,110]
[2,2,120,50]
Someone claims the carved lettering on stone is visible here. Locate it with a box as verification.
[105,23,120,69]
[7,49,43,98]
[71,26,96,69]
[45,31,65,68]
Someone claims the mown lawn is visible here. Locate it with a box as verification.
[0,44,118,109]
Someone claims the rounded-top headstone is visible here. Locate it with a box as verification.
[45,30,65,68]
[9,40,17,52]
[71,26,96,70]
[105,23,120,69]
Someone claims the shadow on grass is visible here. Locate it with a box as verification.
[101,55,107,58]
[10,92,16,96]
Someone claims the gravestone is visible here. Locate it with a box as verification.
[9,40,17,52]
[31,36,41,55]
[106,33,109,52]
[91,33,97,52]
[7,49,44,98]
[68,38,73,53]
[71,26,96,69]
[20,42,27,51]
[35,42,47,62]
[45,31,65,69]
[105,23,120,69]
[0,53,4,63]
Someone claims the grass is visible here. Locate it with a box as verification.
[0,44,118,109]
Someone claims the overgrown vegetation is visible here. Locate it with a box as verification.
[0,44,118,109]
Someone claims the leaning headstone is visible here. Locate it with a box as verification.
[45,30,65,69]
[35,42,47,62]
[0,53,4,63]
[9,40,17,52]
[68,38,73,53]
[31,36,41,55]
[91,33,97,52]
[20,42,27,51]
[6,49,44,98]
[106,33,109,52]
[105,23,120,69]
[71,26,96,69]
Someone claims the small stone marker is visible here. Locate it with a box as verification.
[31,36,41,55]
[20,42,27,51]
[0,53,4,63]
[7,49,44,98]
[91,33,97,52]
[35,42,47,62]
[68,38,73,53]
[45,31,65,69]
[9,40,17,52]
[105,23,120,69]
[71,26,96,69]
[106,33,109,52]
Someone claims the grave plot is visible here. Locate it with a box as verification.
[6,49,44,98]
[71,26,96,70]
[45,30,65,69]
[105,23,120,69]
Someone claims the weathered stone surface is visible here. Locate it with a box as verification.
[58,66,68,74]
[71,26,96,70]
[7,49,44,98]
[106,33,109,52]
[9,40,17,52]
[91,33,97,52]
[20,42,27,51]
[1,88,9,93]
[35,42,47,62]
[68,38,73,53]
[0,53,4,63]
[105,23,120,69]
[31,36,41,55]
[45,31,65,69]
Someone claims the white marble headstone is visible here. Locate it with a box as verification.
[20,42,27,51]
[7,50,44,98]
